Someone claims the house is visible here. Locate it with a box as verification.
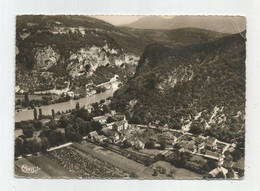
[101,128,120,142]
[136,124,148,129]
[205,137,218,150]
[232,157,244,174]
[67,91,74,98]
[104,122,115,129]
[96,135,108,143]
[134,140,145,149]
[114,114,125,121]
[112,121,123,131]
[104,113,112,118]
[204,150,222,160]
[110,110,116,116]
[113,119,128,132]
[209,166,228,179]
[88,131,99,140]
[223,159,234,169]
[179,142,197,154]
[197,142,205,151]
[161,131,174,139]
[93,115,107,125]
[88,131,108,143]
[86,105,93,113]
[155,120,160,125]
[164,124,169,129]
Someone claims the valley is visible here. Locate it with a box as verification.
[14,15,246,180]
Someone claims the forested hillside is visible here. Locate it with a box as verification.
[111,32,246,148]
[16,15,227,92]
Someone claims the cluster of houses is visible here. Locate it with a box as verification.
[86,111,148,150]
[87,113,129,143]
[84,113,244,178]
[208,156,244,179]
[175,135,230,161]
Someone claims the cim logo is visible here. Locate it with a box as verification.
[21,164,40,174]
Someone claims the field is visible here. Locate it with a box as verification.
[72,142,157,178]
[45,146,127,178]
[151,161,203,179]
[15,154,75,178]
[15,141,202,179]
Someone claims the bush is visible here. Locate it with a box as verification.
[22,124,36,138]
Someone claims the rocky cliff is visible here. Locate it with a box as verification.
[15,15,228,92]
[111,32,246,145]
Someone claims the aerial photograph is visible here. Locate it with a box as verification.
[14,15,246,179]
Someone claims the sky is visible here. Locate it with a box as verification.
[91,15,175,26]
[91,15,144,26]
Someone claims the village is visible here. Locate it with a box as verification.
[74,102,244,179]
[15,94,244,179]
[15,77,244,179]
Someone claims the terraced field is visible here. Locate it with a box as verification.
[45,146,128,178]
[15,142,201,179]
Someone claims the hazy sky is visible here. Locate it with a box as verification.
[92,16,144,26]
[92,15,175,26]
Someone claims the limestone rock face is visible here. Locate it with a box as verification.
[34,46,60,69]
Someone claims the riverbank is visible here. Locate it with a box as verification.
[15,80,119,122]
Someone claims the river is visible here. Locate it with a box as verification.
[15,81,119,122]
[15,94,56,101]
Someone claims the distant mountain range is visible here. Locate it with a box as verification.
[122,16,246,34]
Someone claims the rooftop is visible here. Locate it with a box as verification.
[232,157,244,170]
[93,115,107,121]
[205,150,221,159]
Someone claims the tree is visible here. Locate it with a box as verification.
[91,121,102,131]
[85,64,91,72]
[15,138,24,157]
[152,169,158,176]
[75,108,89,121]
[24,92,29,102]
[23,139,34,154]
[33,108,37,120]
[32,139,41,153]
[189,123,203,134]
[96,86,106,94]
[47,120,57,131]
[102,105,110,114]
[58,115,70,128]
[145,140,155,149]
[41,137,50,152]
[158,140,166,150]
[38,108,43,120]
[52,109,55,119]
[85,121,92,133]
[129,116,141,124]
[231,149,243,162]
[33,120,43,131]
[48,130,66,146]
[22,124,35,138]
[129,172,138,178]
[76,102,80,110]
[65,124,82,142]
[106,116,116,123]
[121,140,131,148]
[41,125,51,136]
